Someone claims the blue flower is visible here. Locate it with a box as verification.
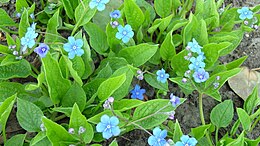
[21,23,38,52]
[188,38,202,54]
[116,24,134,43]
[170,93,180,107]
[156,69,169,83]
[110,10,121,19]
[188,56,205,71]
[130,85,146,100]
[96,114,120,139]
[89,0,109,11]
[148,127,167,146]
[63,36,84,59]
[34,43,50,58]
[175,135,198,146]
[193,68,209,83]
[237,7,253,20]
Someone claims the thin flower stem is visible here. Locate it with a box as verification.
[215,127,219,145]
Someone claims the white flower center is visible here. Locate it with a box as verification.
[160,74,164,78]
[107,125,111,129]
[26,38,30,42]
[185,144,189,146]
[122,30,127,35]
[136,92,139,95]
[72,45,77,50]
[199,75,203,79]
[42,48,46,52]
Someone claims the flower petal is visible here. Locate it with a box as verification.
[175,141,185,146]
[68,51,76,59]
[110,116,119,126]
[97,4,106,11]
[96,123,106,132]
[116,32,123,39]
[180,135,190,143]
[89,1,97,9]
[148,135,157,145]
[63,43,71,52]
[102,130,112,139]
[111,126,120,136]
[76,39,83,48]
[76,49,84,56]
[68,36,75,44]
[160,130,167,138]
[122,36,130,43]
[152,127,161,137]
[101,114,110,124]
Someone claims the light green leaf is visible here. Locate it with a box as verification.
[210,100,234,128]
[69,104,93,143]
[15,0,28,13]
[30,132,51,146]
[17,98,44,132]
[132,99,175,129]
[160,30,176,60]
[190,124,211,140]
[124,0,145,30]
[171,49,189,76]
[97,74,126,101]
[109,139,118,146]
[81,35,95,79]
[0,8,16,26]
[144,73,169,91]
[113,99,144,112]
[61,82,86,111]
[42,118,78,146]
[84,22,109,55]
[5,134,26,146]
[18,9,29,38]
[61,0,74,19]
[118,43,158,67]
[154,0,172,18]
[0,59,31,80]
[172,120,183,142]
[244,85,259,114]
[42,53,71,104]
[236,108,251,130]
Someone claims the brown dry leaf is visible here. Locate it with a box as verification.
[228,66,260,100]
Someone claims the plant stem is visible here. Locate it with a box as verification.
[215,127,219,145]
[54,114,67,122]
[199,93,205,125]
[250,115,260,132]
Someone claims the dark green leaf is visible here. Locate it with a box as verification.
[154,0,172,18]
[61,0,74,19]
[4,134,25,146]
[160,30,176,61]
[0,8,16,26]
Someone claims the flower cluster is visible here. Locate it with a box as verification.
[21,23,38,52]
[175,135,198,146]
[213,76,220,89]
[185,39,209,83]
[103,97,114,109]
[136,70,144,80]
[148,127,168,146]
[156,68,169,83]
[89,0,110,11]
[63,36,84,59]
[96,114,121,139]
[116,24,134,43]
[130,85,146,100]
[237,7,253,20]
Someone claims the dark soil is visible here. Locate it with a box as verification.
[0,0,259,146]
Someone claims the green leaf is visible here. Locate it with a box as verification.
[61,82,86,111]
[236,108,251,130]
[210,100,234,128]
[42,53,71,104]
[203,42,232,69]
[154,0,172,18]
[0,59,31,80]
[226,131,244,146]
[190,124,211,140]
[81,35,95,79]
[0,8,16,26]
[169,77,194,94]
[132,99,175,129]
[52,107,72,117]
[160,30,176,61]
[96,63,112,79]
[144,73,169,91]
[18,9,29,38]
[62,55,83,86]
[111,65,134,100]
[172,120,183,142]
[69,104,93,143]
[17,98,44,132]
[88,110,123,124]
[4,134,26,146]
[97,74,126,101]
[42,118,78,145]
[226,56,247,70]
[124,0,145,30]
[84,22,109,55]
[171,49,189,76]
[73,0,96,33]
[244,85,259,114]
[61,0,74,19]
[44,10,63,44]
[30,132,51,146]
[15,0,28,13]
[113,99,144,112]
[118,43,158,67]
[83,78,105,101]
[0,0,10,3]
[0,94,16,138]
[109,139,118,146]
[71,56,85,78]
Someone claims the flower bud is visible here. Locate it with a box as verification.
[78,126,86,134]
[182,78,187,83]
[244,20,248,25]
[13,50,18,56]
[107,97,114,103]
[68,128,75,134]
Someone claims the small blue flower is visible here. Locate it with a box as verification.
[89,0,110,11]
[63,36,84,59]
[21,23,38,52]
[188,38,202,54]
[110,10,121,19]
[193,68,209,83]
[130,85,146,100]
[156,69,169,83]
[188,56,205,71]
[175,135,198,146]
[170,93,180,107]
[237,7,253,20]
[96,114,120,139]
[116,24,134,43]
[148,127,167,146]
[34,43,50,58]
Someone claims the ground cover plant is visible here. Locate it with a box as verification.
[0,0,260,145]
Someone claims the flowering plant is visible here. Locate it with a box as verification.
[0,0,259,146]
